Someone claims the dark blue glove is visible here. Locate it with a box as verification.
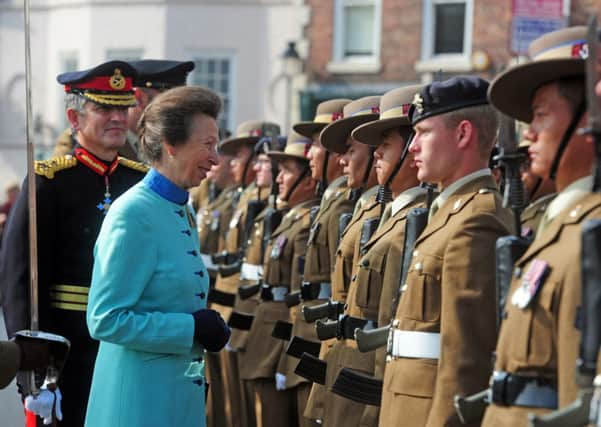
[192,309,231,352]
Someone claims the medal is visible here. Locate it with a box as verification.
[210,210,220,231]
[511,259,550,309]
[270,235,288,259]
[75,147,118,216]
[96,176,112,215]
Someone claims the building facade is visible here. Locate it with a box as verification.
[299,0,601,119]
[0,0,309,185]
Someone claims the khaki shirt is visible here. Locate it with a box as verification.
[211,184,257,319]
[483,186,601,426]
[520,192,556,239]
[380,175,513,427]
[197,185,237,256]
[331,186,381,302]
[320,187,429,427]
[239,199,318,381]
[304,177,355,283]
[229,198,288,351]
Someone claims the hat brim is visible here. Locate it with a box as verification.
[320,114,379,154]
[488,58,584,123]
[352,116,411,146]
[292,122,328,139]
[219,137,260,156]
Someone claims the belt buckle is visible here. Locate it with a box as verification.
[260,284,273,301]
[301,282,320,300]
[490,371,510,405]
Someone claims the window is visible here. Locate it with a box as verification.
[328,0,382,74]
[189,54,234,132]
[105,48,144,62]
[417,0,474,73]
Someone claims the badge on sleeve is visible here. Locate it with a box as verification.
[511,259,550,309]
[270,235,288,259]
[210,210,220,231]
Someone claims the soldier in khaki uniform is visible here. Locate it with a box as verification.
[379,76,513,427]
[319,86,428,427]
[196,150,237,271]
[276,100,355,425]
[239,138,319,426]
[207,120,279,427]
[481,26,601,426]
[231,135,288,427]
[302,97,382,424]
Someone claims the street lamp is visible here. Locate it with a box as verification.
[281,41,302,131]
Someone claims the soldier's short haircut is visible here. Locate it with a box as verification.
[440,104,499,159]
[556,77,584,116]
[138,86,222,163]
[65,93,87,114]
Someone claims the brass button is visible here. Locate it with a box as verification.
[362,259,370,267]
[414,262,423,272]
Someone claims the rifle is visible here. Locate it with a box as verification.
[337,212,354,249]
[315,319,339,341]
[355,185,435,353]
[302,300,345,323]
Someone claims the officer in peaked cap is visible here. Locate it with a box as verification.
[51,59,195,161]
[124,59,196,160]
[0,60,147,426]
[482,26,601,426]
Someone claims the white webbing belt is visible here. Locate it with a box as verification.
[391,330,441,359]
[240,263,263,281]
[200,253,218,271]
[270,286,288,302]
[318,282,331,299]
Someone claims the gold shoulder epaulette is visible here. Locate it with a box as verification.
[118,157,149,173]
[35,155,78,179]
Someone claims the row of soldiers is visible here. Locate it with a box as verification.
[194,24,601,427]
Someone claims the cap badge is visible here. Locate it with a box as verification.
[109,68,126,90]
[412,93,424,114]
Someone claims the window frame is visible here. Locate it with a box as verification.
[186,51,236,133]
[328,0,382,74]
[416,0,474,73]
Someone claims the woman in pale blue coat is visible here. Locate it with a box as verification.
[85,86,231,427]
